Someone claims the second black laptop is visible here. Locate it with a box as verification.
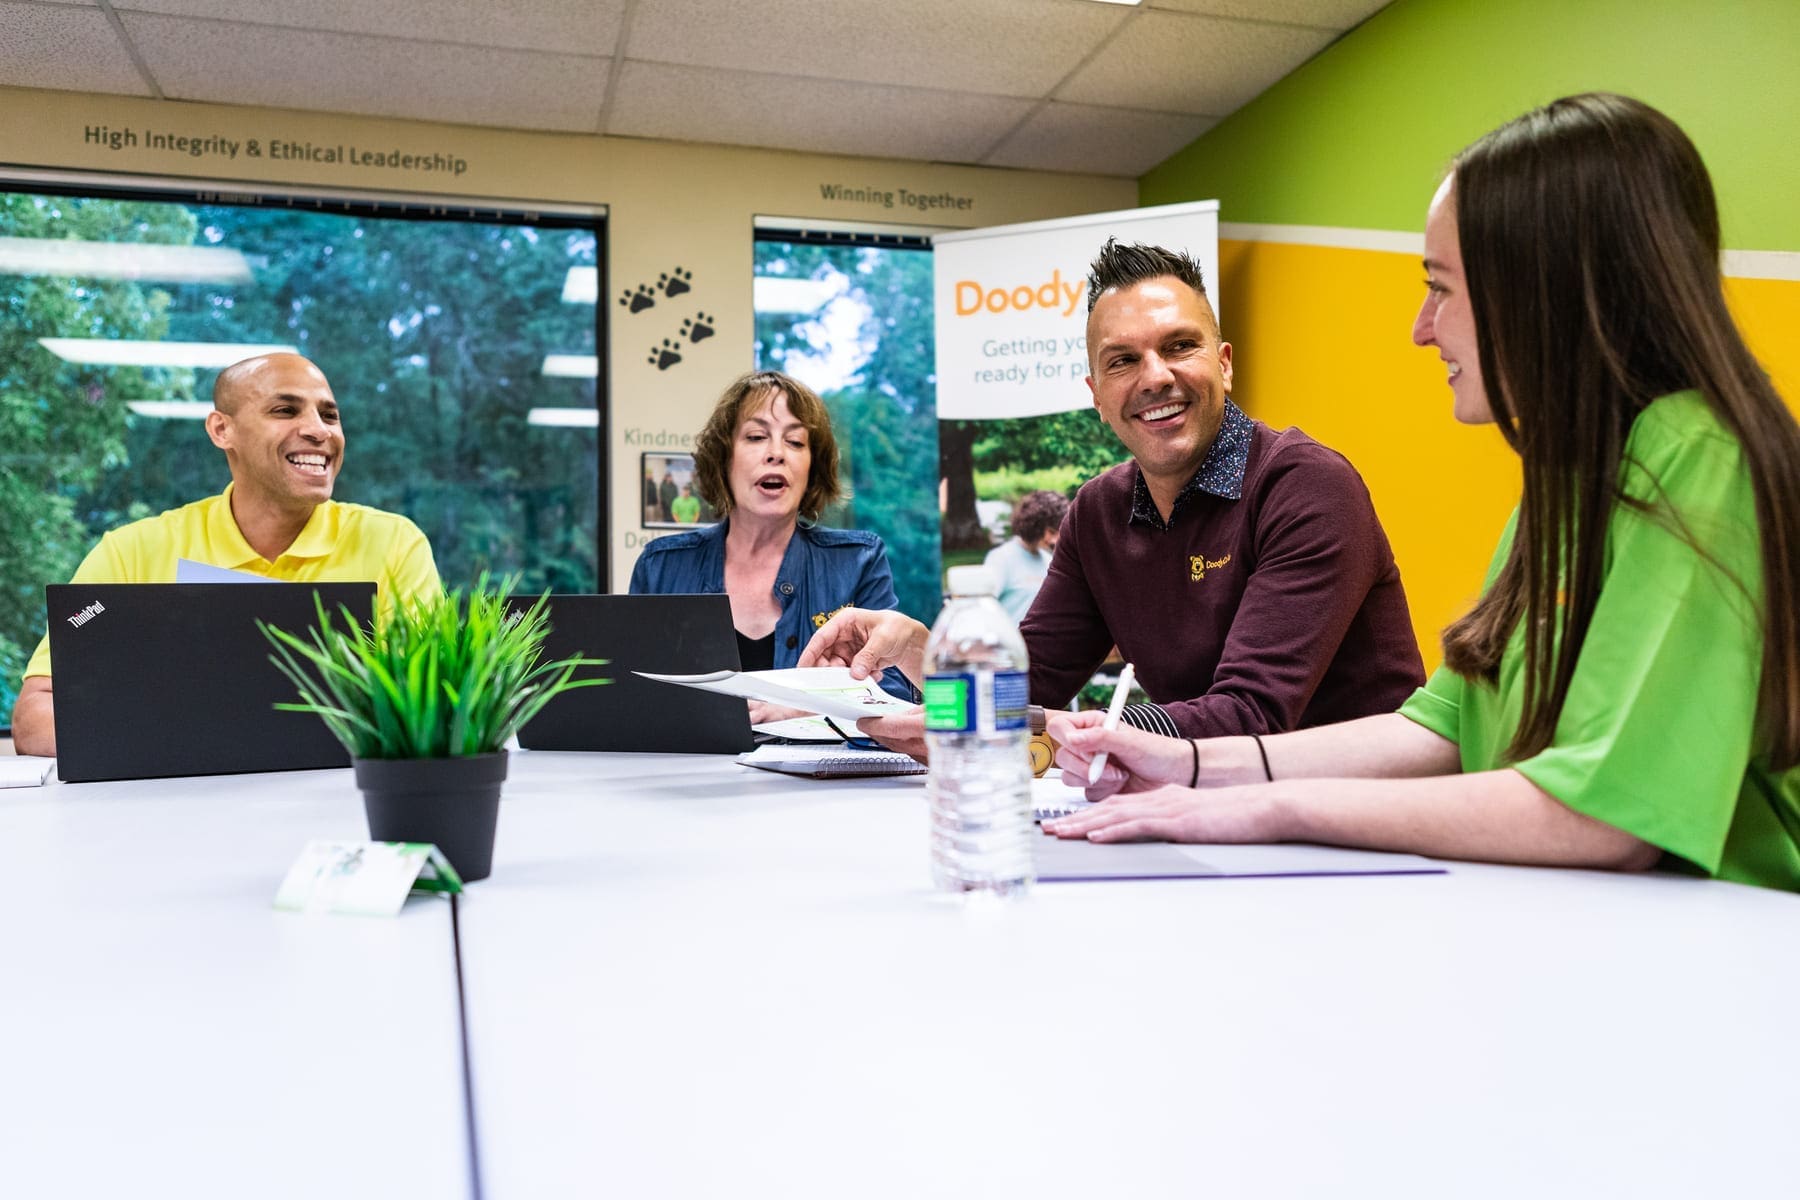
[45,581,377,783]
[515,593,755,754]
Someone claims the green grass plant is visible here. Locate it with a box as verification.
[260,576,607,759]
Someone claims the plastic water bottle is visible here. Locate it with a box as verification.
[922,565,1035,897]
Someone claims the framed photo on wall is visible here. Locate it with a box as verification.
[641,452,716,529]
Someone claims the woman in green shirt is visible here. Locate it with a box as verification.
[1043,93,1800,891]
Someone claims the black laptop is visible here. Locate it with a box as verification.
[45,582,376,783]
[515,594,754,754]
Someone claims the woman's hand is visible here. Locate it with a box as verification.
[746,700,814,727]
[1041,784,1282,844]
[1046,709,1196,799]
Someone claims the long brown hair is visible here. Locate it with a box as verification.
[1441,93,1800,768]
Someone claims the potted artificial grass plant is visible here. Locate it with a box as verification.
[261,578,605,881]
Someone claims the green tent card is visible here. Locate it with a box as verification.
[274,840,463,917]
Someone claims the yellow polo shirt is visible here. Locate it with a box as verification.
[23,485,440,679]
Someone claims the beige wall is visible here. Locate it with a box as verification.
[0,86,1135,584]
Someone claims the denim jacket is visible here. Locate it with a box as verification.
[628,520,914,699]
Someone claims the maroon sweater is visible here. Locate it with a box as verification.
[1021,418,1424,738]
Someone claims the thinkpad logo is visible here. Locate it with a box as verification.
[65,601,106,629]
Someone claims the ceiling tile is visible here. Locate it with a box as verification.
[120,13,609,132]
[1147,0,1390,30]
[626,0,1128,98]
[985,102,1217,177]
[115,0,626,55]
[0,2,149,96]
[1057,10,1336,115]
[607,60,1034,165]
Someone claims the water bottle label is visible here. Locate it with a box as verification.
[923,670,1029,734]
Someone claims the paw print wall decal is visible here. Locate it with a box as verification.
[623,267,710,370]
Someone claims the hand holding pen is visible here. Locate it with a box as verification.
[1086,662,1136,785]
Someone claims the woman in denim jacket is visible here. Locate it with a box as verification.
[630,370,910,705]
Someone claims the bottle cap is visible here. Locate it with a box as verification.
[945,565,997,596]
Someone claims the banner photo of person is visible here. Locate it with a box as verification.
[930,201,1220,620]
[641,452,716,528]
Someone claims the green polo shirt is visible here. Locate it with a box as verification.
[1401,391,1800,891]
[24,484,440,680]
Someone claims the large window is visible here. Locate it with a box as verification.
[752,227,940,622]
[0,177,603,718]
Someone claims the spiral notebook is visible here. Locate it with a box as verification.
[736,744,926,779]
[1032,776,1098,821]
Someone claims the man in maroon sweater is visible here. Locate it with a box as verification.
[802,240,1422,751]
[1023,239,1424,738]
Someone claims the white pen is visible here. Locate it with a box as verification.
[1086,662,1136,785]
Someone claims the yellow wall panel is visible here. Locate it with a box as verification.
[1726,276,1800,412]
[1218,238,1520,671]
[1222,241,1800,674]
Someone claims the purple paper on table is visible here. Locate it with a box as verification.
[1033,834,1447,883]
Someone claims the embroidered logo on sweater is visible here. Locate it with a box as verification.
[1189,554,1231,581]
[812,603,850,630]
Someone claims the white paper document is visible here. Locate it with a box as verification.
[273,840,462,916]
[0,756,56,788]
[633,666,916,724]
[175,559,276,584]
[750,715,843,742]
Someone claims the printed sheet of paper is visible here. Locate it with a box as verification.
[750,715,843,742]
[0,756,55,788]
[274,840,462,917]
[175,559,277,584]
[634,666,915,724]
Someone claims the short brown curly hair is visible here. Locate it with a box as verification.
[1011,489,1070,544]
[691,371,842,521]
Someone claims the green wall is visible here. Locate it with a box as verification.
[1141,0,1800,250]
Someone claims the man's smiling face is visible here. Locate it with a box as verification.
[1085,275,1232,497]
[206,354,344,513]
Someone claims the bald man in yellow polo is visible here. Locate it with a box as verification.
[11,353,439,756]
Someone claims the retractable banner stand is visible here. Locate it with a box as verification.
[931,200,1219,560]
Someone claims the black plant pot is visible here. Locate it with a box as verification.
[352,751,508,883]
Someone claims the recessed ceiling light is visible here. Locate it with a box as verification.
[1085,0,1143,6]
[126,401,214,420]
[541,354,599,378]
[527,407,599,428]
[0,238,254,284]
[562,267,598,304]
[38,338,298,368]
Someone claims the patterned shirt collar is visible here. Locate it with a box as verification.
[1128,399,1253,530]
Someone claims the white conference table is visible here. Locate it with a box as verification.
[4,751,1797,1198]
[466,752,1798,1199]
[0,767,471,1198]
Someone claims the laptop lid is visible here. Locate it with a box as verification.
[46,582,377,783]
[515,594,754,754]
